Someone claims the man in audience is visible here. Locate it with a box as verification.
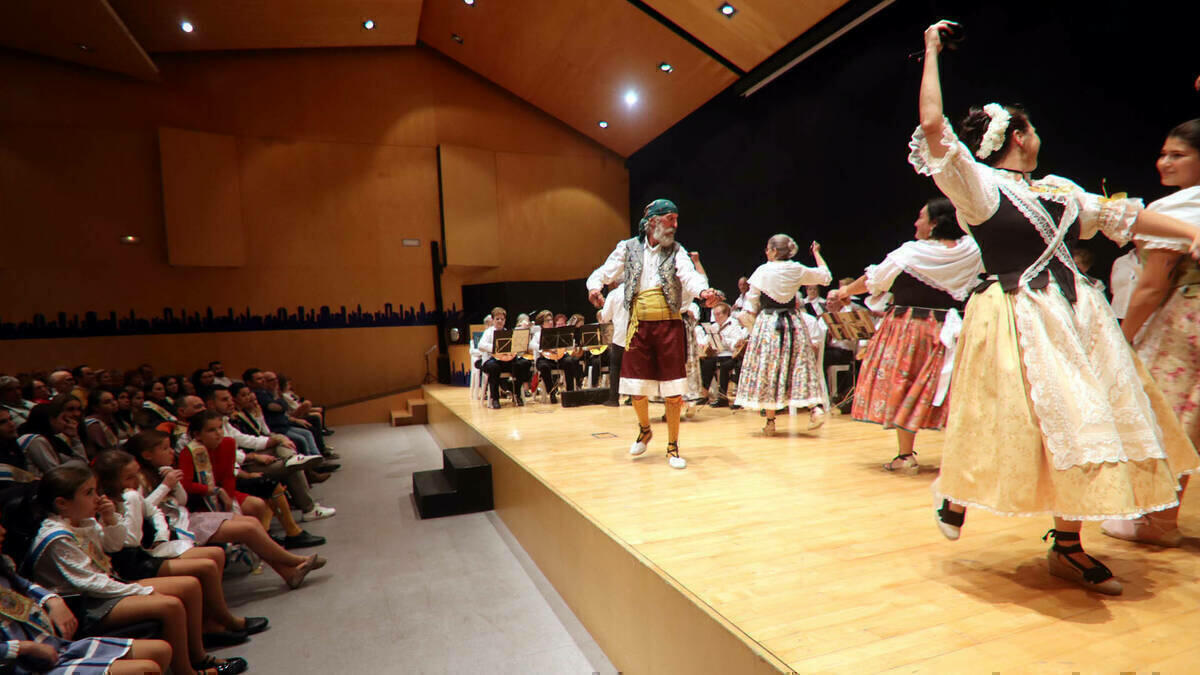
[0,376,35,427]
[69,364,96,404]
[245,368,338,466]
[47,370,75,398]
[801,285,827,316]
[23,378,53,405]
[0,408,35,483]
[210,360,234,387]
[477,307,534,409]
[204,385,334,526]
[698,302,747,407]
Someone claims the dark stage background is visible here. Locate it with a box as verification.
[628,0,1200,301]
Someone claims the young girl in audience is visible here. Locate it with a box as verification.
[133,427,321,589]
[112,388,137,442]
[0,511,172,675]
[141,381,177,425]
[15,397,88,476]
[92,449,268,640]
[28,465,248,675]
[160,377,182,409]
[84,389,122,456]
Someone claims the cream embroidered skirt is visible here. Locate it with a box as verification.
[936,281,1198,520]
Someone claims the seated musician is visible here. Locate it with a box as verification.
[532,310,582,404]
[699,302,747,407]
[478,307,534,409]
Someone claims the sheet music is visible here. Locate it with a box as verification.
[703,323,729,353]
[495,328,531,354]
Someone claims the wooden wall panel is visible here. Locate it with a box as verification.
[0,47,627,404]
[438,145,500,268]
[159,127,246,267]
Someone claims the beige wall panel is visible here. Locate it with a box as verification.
[159,127,245,267]
[439,145,500,268]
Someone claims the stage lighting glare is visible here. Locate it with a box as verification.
[363,19,375,30]
[719,3,737,18]
[598,121,609,129]
[658,62,673,73]
[624,90,638,107]
[180,21,194,33]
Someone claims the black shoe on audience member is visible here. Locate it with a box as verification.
[322,428,335,436]
[322,450,341,460]
[314,462,341,473]
[241,617,269,635]
[283,531,327,549]
[202,631,249,648]
[194,656,248,675]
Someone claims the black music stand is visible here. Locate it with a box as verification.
[578,323,612,349]
[493,328,531,357]
[819,308,876,410]
[539,326,578,351]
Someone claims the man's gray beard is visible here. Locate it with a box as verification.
[654,228,676,248]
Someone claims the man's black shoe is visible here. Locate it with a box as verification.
[283,531,326,549]
[313,462,341,473]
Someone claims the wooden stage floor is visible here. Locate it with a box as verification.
[423,385,1200,673]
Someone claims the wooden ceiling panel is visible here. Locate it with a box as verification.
[645,0,851,72]
[419,0,738,157]
[109,0,423,52]
[0,0,159,81]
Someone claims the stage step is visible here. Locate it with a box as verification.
[413,446,493,519]
[390,398,428,426]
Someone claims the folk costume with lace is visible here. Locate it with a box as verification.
[1131,186,1200,460]
[910,121,1199,520]
[734,260,832,412]
[852,236,982,431]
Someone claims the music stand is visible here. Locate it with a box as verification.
[702,323,729,353]
[539,326,578,351]
[579,323,613,348]
[493,328,531,356]
[820,309,876,342]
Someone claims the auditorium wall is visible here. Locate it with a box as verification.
[0,46,628,405]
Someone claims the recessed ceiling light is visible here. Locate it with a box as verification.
[598,121,609,129]
[119,235,142,245]
[451,33,464,44]
[76,43,91,52]
[623,90,639,107]
[180,21,194,33]
[658,62,673,73]
[363,19,375,30]
[463,0,475,5]
[718,3,737,17]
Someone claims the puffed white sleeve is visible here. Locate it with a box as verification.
[674,246,710,299]
[799,263,832,287]
[908,119,1000,225]
[865,251,905,295]
[1134,189,1200,252]
[477,327,495,355]
[587,240,627,292]
[743,286,762,314]
[1076,191,1143,245]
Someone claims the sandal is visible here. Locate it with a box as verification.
[630,424,652,456]
[1043,529,1122,595]
[763,418,776,437]
[666,441,686,470]
[883,451,919,475]
[934,498,964,540]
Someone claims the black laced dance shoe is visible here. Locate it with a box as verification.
[1043,529,1122,595]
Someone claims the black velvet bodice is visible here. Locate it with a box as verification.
[890,272,964,311]
[967,193,1080,302]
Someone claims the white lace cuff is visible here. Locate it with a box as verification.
[1080,194,1142,245]
[907,119,962,176]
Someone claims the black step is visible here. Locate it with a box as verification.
[412,469,459,519]
[442,447,493,512]
[561,387,608,407]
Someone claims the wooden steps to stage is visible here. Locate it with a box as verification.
[419,384,1200,674]
[390,398,427,426]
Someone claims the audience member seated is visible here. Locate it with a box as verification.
[699,302,747,407]
[0,409,36,484]
[69,365,96,405]
[0,514,173,675]
[243,370,323,461]
[47,371,75,400]
[478,307,534,409]
[278,375,333,439]
[113,387,138,441]
[29,465,248,675]
[22,378,52,406]
[84,389,123,457]
[142,381,178,428]
[209,362,234,388]
[0,376,35,428]
[17,397,88,477]
[93,450,267,646]
[169,418,323,587]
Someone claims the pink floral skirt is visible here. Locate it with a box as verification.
[852,308,949,431]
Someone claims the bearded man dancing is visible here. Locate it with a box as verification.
[587,199,719,469]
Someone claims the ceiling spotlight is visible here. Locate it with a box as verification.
[463,0,475,5]
[623,90,638,107]
[718,3,737,17]
[363,19,375,30]
[451,33,464,44]
[118,235,142,245]
[180,21,194,33]
[598,121,609,129]
[76,43,91,52]
[658,62,673,73]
